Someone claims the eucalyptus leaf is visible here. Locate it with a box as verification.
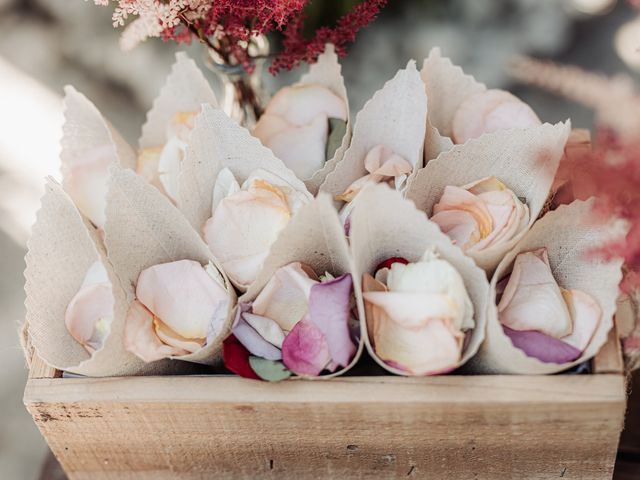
[326,118,347,162]
[249,356,292,382]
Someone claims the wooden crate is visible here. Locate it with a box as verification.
[23,324,628,480]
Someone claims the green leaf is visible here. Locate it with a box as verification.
[325,118,348,162]
[249,356,292,382]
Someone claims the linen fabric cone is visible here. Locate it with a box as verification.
[319,61,427,201]
[178,105,311,233]
[468,199,623,374]
[104,167,236,366]
[406,122,571,273]
[24,179,166,376]
[138,52,217,150]
[240,193,364,379]
[420,47,487,142]
[348,183,489,376]
[60,86,136,228]
[298,44,352,193]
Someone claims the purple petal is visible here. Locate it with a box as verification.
[308,274,356,368]
[503,326,582,364]
[232,316,282,361]
[282,318,331,376]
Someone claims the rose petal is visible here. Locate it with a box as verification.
[560,289,602,352]
[242,312,286,348]
[375,257,409,273]
[363,291,458,328]
[251,262,318,331]
[153,317,204,353]
[498,249,573,338]
[136,147,164,191]
[223,334,262,380]
[65,283,114,353]
[136,259,229,340]
[204,180,292,289]
[157,136,186,203]
[248,356,292,382]
[211,167,241,212]
[503,326,582,364]
[452,89,541,144]
[124,300,189,362]
[281,317,331,376]
[308,274,356,368]
[260,84,347,126]
[265,113,328,179]
[232,316,282,361]
[64,145,112,228]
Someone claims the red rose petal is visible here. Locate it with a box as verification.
[223,334,261,380]
[375,257,409,273]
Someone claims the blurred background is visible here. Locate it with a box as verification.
[1,0,639,478]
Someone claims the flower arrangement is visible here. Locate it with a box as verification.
[92,0,387,73]
[23,47,627,381]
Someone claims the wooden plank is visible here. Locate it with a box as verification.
[24,374,626,480]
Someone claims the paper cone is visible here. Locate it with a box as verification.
[104,167,237,365]
[299,44,352,193]
[468,199,623,374]
[348,183,489,376]
[420,47,486,141]
[178,105,311,233]
[320,61,427,201]
[139,52,218,150]
[25,179,175,376]
[240,193,364,379]
[406,122,571,272]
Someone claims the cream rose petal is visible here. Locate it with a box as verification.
[363,291,457,329]
[136,259,229,340]
[204,180,292,289]
[373,312,463,376]
[251,262,318,331]
[266,113,329,179]
[124,300,189,362]
[153,317,204,353]
[452,89,541,144]
[561,289,602,352]
[498,249,572,338]
[242,312,286,348]
[157,136,187,203]
[263,84,347,126]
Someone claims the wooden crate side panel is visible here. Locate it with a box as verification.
[25,375,625,480]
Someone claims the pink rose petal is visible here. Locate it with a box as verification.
[308,274,356,368]
[282,318,331,376]
[503,326,582,364]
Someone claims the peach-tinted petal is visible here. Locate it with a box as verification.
[157,136,187,203]
[363,291,457,328]
[337,145,412,202]
[498,249,572,338]
[561,289,602,352]
[252,113,290,144]
[136,147,164,191]
[211,167,240,211]
[266,113,328,179]
[124,300,189,362]
[373,312,463,375]
[64,145,112,228]
[153,316,204,353]
[452,89,541,144]
[136,259,229,340]
[251,262,318,331]
[204,180,292,289]
[430,210,482,249]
